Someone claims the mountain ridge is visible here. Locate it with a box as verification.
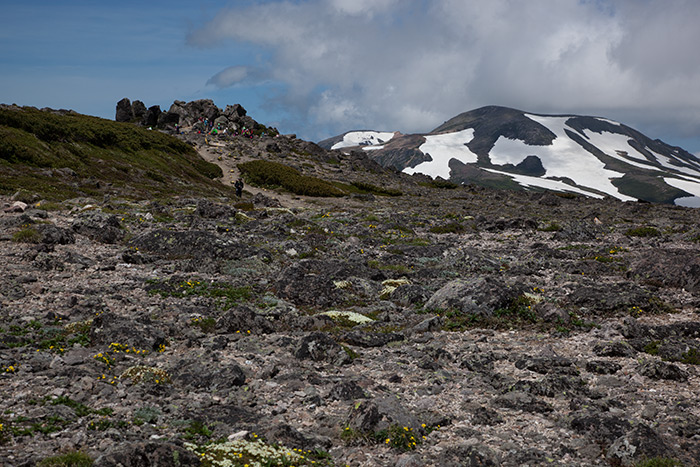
[319,106,700,206]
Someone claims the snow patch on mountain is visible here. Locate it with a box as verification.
[403,129,479,179]
[596,117,621,126]
[664,177,700,207]
[331,131,395,150]
[484,168,606,199]
[489,115,635,201]
[653,151,700,177]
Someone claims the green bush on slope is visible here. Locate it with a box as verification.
[0,106,226,200]
[238,160,344,197]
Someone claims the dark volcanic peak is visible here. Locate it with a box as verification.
[328,105,700,206]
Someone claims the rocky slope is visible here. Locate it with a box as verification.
[1,103,700,466]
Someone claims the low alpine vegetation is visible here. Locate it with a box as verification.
[238,160,345,197]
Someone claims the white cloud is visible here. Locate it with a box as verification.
[329,0,399,17]
[189,0,700,144]
[207,66,249,87]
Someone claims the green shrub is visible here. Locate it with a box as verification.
[183,420,213,440]
[680,348,700,365]
[429,222,466,234]
[634,457,683,467]
[644,340,661,355]
[191,317,217,333]
[146,278,252,310]
[238,160,344,197]
[626,226,661,237]
[350,181,402,196]
[422,179,459,189]
[37,450,93,467]
[379,424,420,451]
[539,222,562,232]
[12,227,40,243]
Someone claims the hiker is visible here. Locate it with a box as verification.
[234,179,244,198]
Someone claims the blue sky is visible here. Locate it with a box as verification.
[2,0,700,154]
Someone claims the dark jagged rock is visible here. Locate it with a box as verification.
[216,306,276,335]
[89,312,167,351]
[115,98,133,123]
[592,340,637,358]
[341,330,404,348]
[35,224,75,245]
[94,441,200,466]
[471,406,504,426]
[294,332,352,365]
[131,229,262,261]
[132,100,147,122]
[71,211,124,244]
[638,359,689,382]
[263,423,332,450]
[586,360,622,375]
[195,199,237,219]
[144,105,161,127]
[329,380,367,400]
[566,282,652,314]
[493,391,553,413]
[514,356,578,375]
[438,442,501,467]
[631,249,700,293]
[173,358,246,390]
[606,423,673,466]
[275,259,376,308]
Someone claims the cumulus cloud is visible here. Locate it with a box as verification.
[188,0,700,143]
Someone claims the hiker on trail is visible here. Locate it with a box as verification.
[235,179,244,198]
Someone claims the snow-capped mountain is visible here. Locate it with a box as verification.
[319,106,700,206]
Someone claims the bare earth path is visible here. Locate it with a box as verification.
[194,141,307,208]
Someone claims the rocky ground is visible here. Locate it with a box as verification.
[1,126,700,466]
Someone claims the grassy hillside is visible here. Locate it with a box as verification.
[0,105,229,201]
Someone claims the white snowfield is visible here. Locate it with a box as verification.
[400,113,700,203]
[489,115,635,201]
[331,131,396,150]
[664,178,700,207]
[403,129,479,180]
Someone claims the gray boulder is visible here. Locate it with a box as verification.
[424,276,527,317]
